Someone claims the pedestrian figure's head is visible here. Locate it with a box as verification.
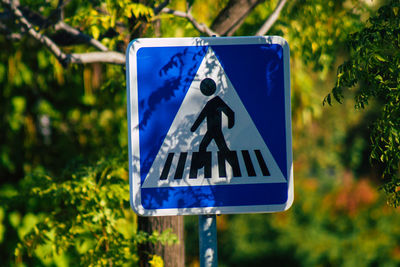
[200,78,216,96]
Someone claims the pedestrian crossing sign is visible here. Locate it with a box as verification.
[126,36,293,216]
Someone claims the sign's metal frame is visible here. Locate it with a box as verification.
[126,36,293,216]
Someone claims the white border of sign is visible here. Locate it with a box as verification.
[126,36,293,216]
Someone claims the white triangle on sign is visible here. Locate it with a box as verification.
[142,47,286,188]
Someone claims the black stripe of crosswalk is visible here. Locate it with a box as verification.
[174,152,187,179]
[254,150,270,176]
[218,150,241,178]
[160,152,174,180]
[241,150,256,176]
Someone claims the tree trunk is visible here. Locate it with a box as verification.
[211,0,265,36]
[138,216,185,267]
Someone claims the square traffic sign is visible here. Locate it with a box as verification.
[126,36,293,216]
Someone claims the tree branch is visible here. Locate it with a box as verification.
[255,0,287,36]
[1,3,109,51]
[54,21,108,52]
[1,0,124,66]
[5,0,70,65]
[2,0,285,67]
[153,0,170,15]
[69,52,124,65]
[161,7,219,37]
[211,0,264,36]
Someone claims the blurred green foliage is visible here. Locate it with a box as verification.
[0,0,399,266]
[14,156,177,266]
[215,176,400,267]
[325,0,400,206]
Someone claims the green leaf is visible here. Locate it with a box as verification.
[374,54,386,62]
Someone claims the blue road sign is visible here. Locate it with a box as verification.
[126,36,293,216]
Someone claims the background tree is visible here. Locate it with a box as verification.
[325,0,400,206]
[1,0,399,266]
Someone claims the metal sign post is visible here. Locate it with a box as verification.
[199,215,218,267]
[199,35,218,267]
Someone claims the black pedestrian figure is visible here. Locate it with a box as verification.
[190,78,234,153]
